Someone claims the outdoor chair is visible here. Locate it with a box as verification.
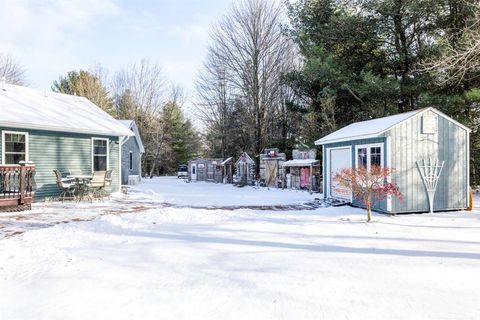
[102,170,113,198]
[53,169,76,201]
[89,171,107,200]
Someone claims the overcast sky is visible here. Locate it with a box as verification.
[0,0,233,113]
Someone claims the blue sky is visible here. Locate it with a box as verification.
[0,0,231,105]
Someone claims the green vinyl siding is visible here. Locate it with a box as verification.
[381,109,468,213]
[0,127,120,199]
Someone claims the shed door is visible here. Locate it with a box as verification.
[191,164,197,181]
[329,148,351,200]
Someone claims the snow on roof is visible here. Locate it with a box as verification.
[315,109,422,145]
[283,159,320,167]
[0,83,133,137]
[119,120,145,153]
[221,157,233,165]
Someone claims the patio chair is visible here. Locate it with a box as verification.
[89,171,107,200]
[53,169,76,201]
[103,170,113,198]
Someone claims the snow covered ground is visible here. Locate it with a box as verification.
[1,177,479,320]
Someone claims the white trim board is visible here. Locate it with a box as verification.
[2,130,29,165]
[91,137,109,172]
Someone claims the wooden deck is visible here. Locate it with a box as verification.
[0,164,35,211]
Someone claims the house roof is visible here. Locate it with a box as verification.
[119,120,145,153]
[283,159,320,167]
[0,83,133,137]
[314,107,471,145]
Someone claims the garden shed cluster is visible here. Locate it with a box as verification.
[315,107,470,214]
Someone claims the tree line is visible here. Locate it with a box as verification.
[196,0,480,183]
[2,0,480,182]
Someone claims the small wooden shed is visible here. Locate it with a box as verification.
[315,107,471,214]
[235,152,255,185]
[188,158,222,182]
[283,149,320,191]
[260,148,286,188]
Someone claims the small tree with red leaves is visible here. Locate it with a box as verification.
[334,166,402,222]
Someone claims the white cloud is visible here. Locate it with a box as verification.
[0,0,120,88]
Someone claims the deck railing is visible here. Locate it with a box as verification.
[0,163,36,210]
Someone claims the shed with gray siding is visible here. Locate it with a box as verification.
[315,107,471,214]
[0,83,133,199]
[119,120,145,185]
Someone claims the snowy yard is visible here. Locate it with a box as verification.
[1,177,479,320]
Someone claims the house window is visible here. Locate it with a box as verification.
[92,138,108,171]
[3,132,28,164]
[129,151,133,171]
[356,144,384,170]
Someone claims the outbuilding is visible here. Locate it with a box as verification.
[235,152,255,186]
[188,158,222,182]
[283,149,320,191]
[259,148,285,188]
[315,107,470,214]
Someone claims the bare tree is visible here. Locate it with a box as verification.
[196,0,295,171]
[111,59,168,176]
[0,53,27,85]
[424,0,480,85]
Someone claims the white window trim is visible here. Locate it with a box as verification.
[129,150,133,171]
[355,143,384,170]
[2,130,29,165]
[91,137,109,172]
[325,146,353,202]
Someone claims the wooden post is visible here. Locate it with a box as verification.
[19,162,26,205]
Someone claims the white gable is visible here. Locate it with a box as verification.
[119,120,145,153]
[0,83,133,137]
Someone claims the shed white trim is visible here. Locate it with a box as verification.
[325,146,353,202]
[2,130,29,164]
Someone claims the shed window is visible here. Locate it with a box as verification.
[92,138,108,171]
[357,148,367,168]
[370,147,382,167]
[355,144,384,170]
[3,132,28,164]
[129,151,133,171]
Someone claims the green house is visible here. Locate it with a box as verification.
[315,108,471,214]
[0,83,133,199]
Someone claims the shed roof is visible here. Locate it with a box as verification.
[283,159,320,167]
[235,152,254,165]
[0,83,133,137]
[119,120,145,153]
[315,107,471,145]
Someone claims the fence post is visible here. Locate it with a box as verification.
[19,161,25,205]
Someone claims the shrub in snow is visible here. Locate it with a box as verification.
[334,166,402,222]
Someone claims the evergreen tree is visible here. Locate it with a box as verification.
[52,70,115,115]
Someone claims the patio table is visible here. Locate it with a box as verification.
[67,175,93,200]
